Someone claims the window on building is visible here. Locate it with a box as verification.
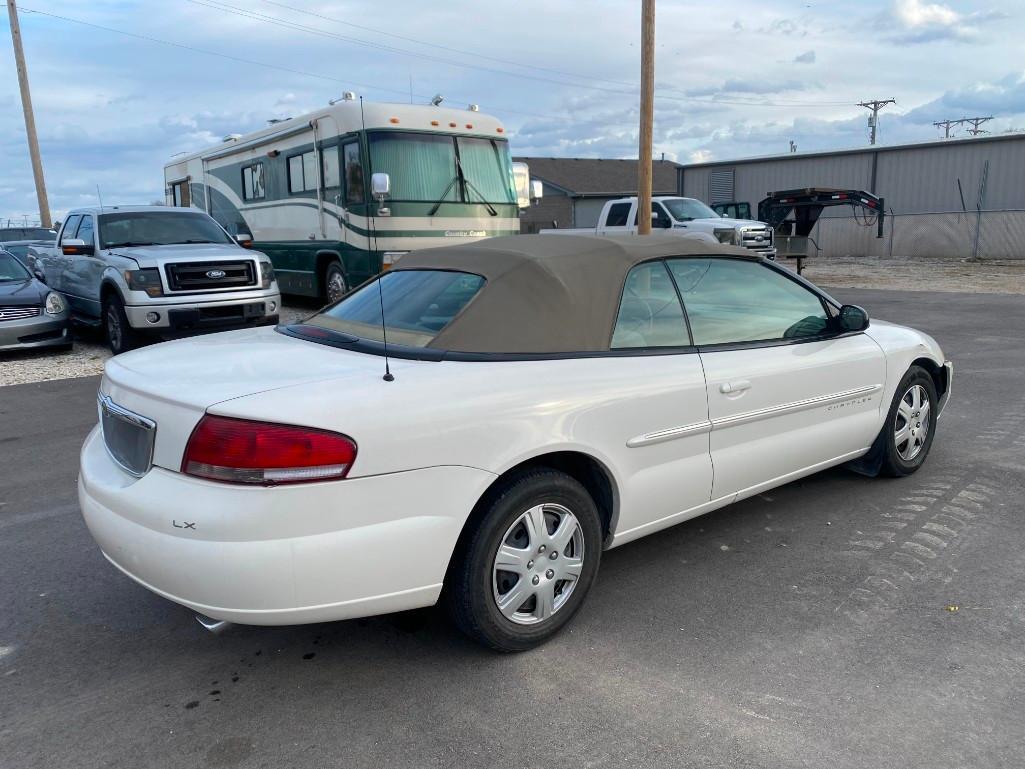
[242,163,265,201]
[611,261,690,349]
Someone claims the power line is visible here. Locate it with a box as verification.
[933,119,960,139]
[858,98,896,145]
[186,0,860,109]
[14,5,555,119]
[963,116,994,135]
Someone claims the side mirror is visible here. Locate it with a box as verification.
[235,233,254,249]
[61,238,94,256]
[838,304,869,332]
[370,172,390,200]
[33,268,46,283]
[530,179,543,201]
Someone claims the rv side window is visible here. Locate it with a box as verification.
[322,148,340,189]
[288,151,318,194]
[605,202,631,227]
[242,163,265,201]
[343,142,364,205]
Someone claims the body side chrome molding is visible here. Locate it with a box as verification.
[627,384,882,449]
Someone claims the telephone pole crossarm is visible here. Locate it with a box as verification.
[858,98,896,146]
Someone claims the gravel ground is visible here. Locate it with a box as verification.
[2,257,1022,387]
[0,302,315,388]
[802,255,1025,295]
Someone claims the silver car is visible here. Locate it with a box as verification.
[0,248,71,352]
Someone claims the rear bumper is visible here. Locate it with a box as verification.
[78,426,496,625]
[0,311,71,351]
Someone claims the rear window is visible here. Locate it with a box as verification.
[302,270,485,348]
[0,227,56,241]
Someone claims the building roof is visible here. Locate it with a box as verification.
[679,131,1025,169]
[514,157,681,197]
[390,233,754,354]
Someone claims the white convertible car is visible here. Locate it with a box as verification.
[79,234,951,651]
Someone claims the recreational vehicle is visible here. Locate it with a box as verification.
[163,96,532,301]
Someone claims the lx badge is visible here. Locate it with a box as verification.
[173,520,196,530]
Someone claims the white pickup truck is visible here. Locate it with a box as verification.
[541,196,776,258]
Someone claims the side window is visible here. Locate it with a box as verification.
[242,163,265,201]
[611,261,690,349]
[647,203,671,229]
[322,147,340,189]
[343,142,364,205]
[75,216,95,247]
[605,202,631,228]
[59,215,82,244]
[288,151,318,194]
[667,258,830,345]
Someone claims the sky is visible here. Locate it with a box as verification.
[2,0,1024,223]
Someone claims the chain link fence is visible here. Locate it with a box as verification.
[811,210,1025,260]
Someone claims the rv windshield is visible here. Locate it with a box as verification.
[662,198,721,222]
[98,211,233,249]
[368,131,516,205]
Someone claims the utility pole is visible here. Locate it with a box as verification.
[6,0,51,228]
[963,116,994,136]
[636,0,655,236]
[858,98,896,145]
[933,119,960,139]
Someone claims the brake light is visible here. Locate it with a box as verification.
[182,415,357,485]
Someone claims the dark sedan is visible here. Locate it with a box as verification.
[0,249,72,352]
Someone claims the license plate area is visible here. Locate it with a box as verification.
[98,394,156,477]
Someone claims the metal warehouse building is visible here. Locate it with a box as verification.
[677,133,1025,259]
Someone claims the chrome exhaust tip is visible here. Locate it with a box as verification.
[195,614,232,635]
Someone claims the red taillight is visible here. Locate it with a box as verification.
[182,415,357,485]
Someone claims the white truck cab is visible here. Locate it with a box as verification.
[33,205,281,354]
[541,196,776,258]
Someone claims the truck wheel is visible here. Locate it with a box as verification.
[444,469,602,652]
[324,261,348,304]
[103,294,138,355]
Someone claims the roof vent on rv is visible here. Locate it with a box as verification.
[430,94,444,106]
[222,134,243,142]
[267,118,291,124]
[467,104,480,112]
[329,92,357,105]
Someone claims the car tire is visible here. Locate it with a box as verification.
[324,261,347,304]
[879,365,938,477]
[444,469,602,652]
[103,293,138,355]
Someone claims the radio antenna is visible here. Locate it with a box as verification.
[96,185,105,211]
[360,96,394,382]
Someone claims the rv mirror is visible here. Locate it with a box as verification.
[371,172,390,200]
[530,179,543,202]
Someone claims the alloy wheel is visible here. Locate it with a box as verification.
[106,305,122,352]
[492,503,584,625]
[327,270,347,303]
[894,383,930,461]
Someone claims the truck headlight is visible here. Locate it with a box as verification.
[260,260,275,288]
[44,291,66,315]
[124,268,164,297]
[713,228,737,245]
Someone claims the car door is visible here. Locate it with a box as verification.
[61,214,105,319]
[606,260,714,542]
[46,214,81,290]
[667,257,886,502]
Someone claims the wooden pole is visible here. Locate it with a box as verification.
[636,0,655,235]
[7,0,51,228]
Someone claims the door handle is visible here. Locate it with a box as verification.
[720,379,752,394]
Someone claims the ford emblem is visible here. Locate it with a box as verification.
[206,269,227,279]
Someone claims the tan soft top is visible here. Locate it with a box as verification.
[392,233,758,354]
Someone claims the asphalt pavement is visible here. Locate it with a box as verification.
[1,287,1023,769]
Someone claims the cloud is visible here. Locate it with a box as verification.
[793,50,816,64]
[884,0,1008,43]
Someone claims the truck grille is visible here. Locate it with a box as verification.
[0,306,42,321]
[164,260,255,292]
[98,394,156,477]
[739,226,774,254]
